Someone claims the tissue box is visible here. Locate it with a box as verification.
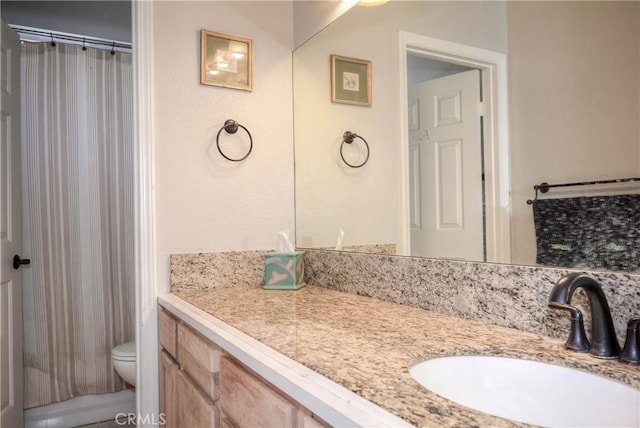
[263,252,305,290]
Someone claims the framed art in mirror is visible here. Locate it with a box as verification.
[201,29,253,91]
[331,54,371,106]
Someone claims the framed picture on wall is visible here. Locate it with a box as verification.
[330,54,372,106]
[201,29,253,91]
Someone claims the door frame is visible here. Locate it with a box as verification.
[397,31,511,263]
[133,0,159,421]
[1,20,24,428]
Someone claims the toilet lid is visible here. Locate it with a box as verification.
[112,341,136,361]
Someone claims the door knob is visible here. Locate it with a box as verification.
[13,255,31,270]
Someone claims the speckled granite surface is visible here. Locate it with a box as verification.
[320,244,396,254]
[171,251,269,290]
[171,285,640,427]
[305,249,640,343]
[171,250,640,344]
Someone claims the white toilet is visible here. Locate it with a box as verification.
[111,341,136,386]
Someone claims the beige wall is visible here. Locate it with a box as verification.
[153,1,295,292]
[293,0,357,49]
[507,1,640,265]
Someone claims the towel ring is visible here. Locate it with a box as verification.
[340,131,369,168]
[216,119,253,162]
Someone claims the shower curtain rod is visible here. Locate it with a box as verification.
[10,25,132,53]
[526,177,640,204]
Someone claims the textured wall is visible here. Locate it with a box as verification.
[154,1,295,293]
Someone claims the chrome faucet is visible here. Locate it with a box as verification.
[549,273,620,359]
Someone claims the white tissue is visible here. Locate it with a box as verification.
[334,228,344,251]
[276,230,295,253]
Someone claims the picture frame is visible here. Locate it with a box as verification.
[201,29,253,91]
[330,54,372,106]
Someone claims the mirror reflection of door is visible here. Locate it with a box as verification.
[407,58,484,260]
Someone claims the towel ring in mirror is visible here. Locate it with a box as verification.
[340,131,369,168]
[216,119,253,162]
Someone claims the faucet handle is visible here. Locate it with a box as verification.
[566,308,591,353]
[549,303,590,352]
[620,319,640,365]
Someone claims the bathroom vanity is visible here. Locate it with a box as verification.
[158,284,640,427]
[158,303,329,427]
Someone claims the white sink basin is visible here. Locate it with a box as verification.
[409,355,640,427]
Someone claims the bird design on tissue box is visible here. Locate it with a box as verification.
[263,252,305,290]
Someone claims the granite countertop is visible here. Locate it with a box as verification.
[169,285,640,427]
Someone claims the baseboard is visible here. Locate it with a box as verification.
[24,389,136,428]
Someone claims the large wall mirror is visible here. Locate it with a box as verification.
[293,1,640,273]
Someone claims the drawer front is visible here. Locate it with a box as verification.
[159,351,178,428]
[297,409,329,428]
[177,370,219,428]
[159,308,178,358]
[220,356,297,428]
[177,322,221,401]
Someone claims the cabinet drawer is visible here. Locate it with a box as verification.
[177,322,221,401]
[177,370,219,428]
[220,356,297,428]
[159,308,178,358]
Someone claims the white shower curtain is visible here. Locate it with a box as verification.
[20,42,134,408]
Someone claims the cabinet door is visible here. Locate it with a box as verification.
[159,351,178,428]
[177,370,219,428]
[220,356,297,428]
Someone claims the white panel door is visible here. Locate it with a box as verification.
[408,69,484,260]
[0,20,24,428]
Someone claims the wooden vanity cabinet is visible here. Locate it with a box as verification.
[159,308,178,357]
[159,310,179,427]
[298,409,330,428]
[220,355,297,427]
[177,321,221,401]
[159,308,220,428]
[159,351,178,427]
[158,305,329,428]
[176,369,220,427]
